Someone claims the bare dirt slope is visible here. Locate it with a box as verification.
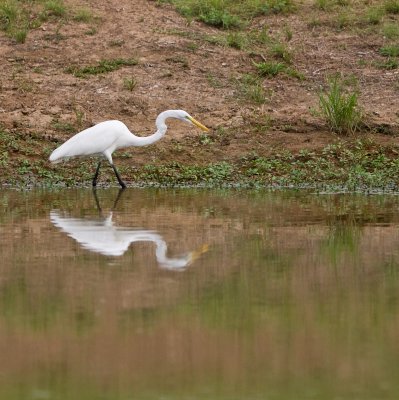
[0,0,398,167]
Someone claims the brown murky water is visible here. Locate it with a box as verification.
[1,188,399,399]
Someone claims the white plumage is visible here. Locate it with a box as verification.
[49,110,209,188]
[50,210,208,268]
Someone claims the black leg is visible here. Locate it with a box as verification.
[111,164,127,189]
[92,161,102,187]
[92,187,102,214]
[112,188,126,210]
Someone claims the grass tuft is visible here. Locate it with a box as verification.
[73,8,94,23]
[123,76,138,91]
[235,74,268,104]
[318,77,362,135]
[171,0,294,29]
[43,0,66,17]
[384,0,399,14]
[66,58,139,78]
[380,45,399,57]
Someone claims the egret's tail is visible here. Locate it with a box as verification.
[49,145,68,163]
[49,150,61,163]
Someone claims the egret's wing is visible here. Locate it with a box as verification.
[49,120,129,162]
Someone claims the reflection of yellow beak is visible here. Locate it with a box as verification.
[189,244,209,264]
[188,116,209,132]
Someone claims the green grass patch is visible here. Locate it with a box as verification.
[235,74,268,104]
[43,0,66,17]
[254,61,286,77]
[377,58,398,69]
[66,58,139,78]
[138,162,234,185]
[382,23,399,39]
[384,0,399,14]
[318,77,362,135]
[364,6,384,25]
[0,0,95,43]
[0,0,32,43]
[253,60,302,79]
[170,0,295,29]
[72,8,94,23]
[123,76,138,91]
[380,44,399,57]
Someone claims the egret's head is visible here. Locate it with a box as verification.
[174,110,209,132]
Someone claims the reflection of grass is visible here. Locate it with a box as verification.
[323,222,361,265]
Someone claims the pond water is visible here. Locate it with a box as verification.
[1,188,399,399]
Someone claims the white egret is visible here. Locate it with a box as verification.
[49,110,209,188]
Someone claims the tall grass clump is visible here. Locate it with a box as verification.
[0,0,68,43]
[319,77,361,135]
[0,1,28,42]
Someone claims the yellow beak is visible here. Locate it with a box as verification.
[189,244,209,264]
[188,116,209,132]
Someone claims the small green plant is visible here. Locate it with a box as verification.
[108,39,125,47]
[318,77,362,135]
[44,0,66,17]
[51,120,75,133]
[199,133,213,145]
[254,61,286,77]
[66,58,138,78]
[236,74,267,104]
[123,76,137,91]
[314,0,333,11]
[199,8,242,29]
[172,0,294,29]
[73,8,94,23]
[283,25,293,41]
[377,58,398,69]
[382,23,399,39]
[185,41,199,51]
[226,32,247,49]
[384,0,399,14]
[380,45,399,57]
[206,73,224,88]
[271,42,292,63]
[14,28,28,43]
[166,55,189,68]
[364,7,384,25]
[74,108,85,127]
[85,27,97,35]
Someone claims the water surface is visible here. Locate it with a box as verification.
[1,188,399,399]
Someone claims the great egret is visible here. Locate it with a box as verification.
[49,110,209,188]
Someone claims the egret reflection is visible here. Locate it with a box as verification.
[50,190,208,269]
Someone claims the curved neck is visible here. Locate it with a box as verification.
[128,110,176,147]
